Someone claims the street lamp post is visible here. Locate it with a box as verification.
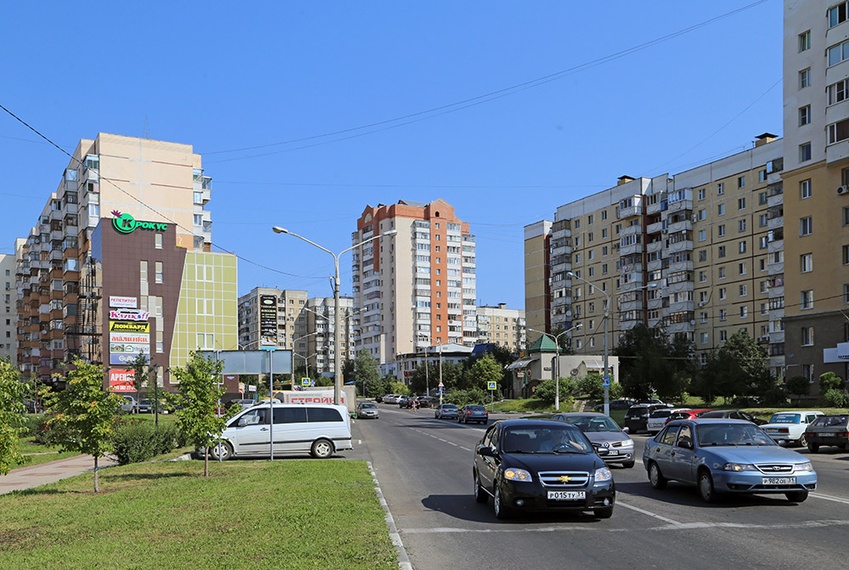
[273,226,397,406]
[528,324,581,411]
[567,271,612,416]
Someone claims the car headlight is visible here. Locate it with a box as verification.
[503,468,532,482]
[594,466,613,482]
[722,463,758,472]
[795,461,814,472]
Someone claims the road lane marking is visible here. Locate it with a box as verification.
[615,501,683,526]
[811,492,849,506]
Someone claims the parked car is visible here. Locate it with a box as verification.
[119,395,137,414]
[375,394,385,403]
[643,418,816,503]
[698,409,765,425]
[137,399,153,413]
[228,399,258,412]
[356,402,380,419]
[665,409,712,424]
[803,414,849,452]
[761,410,824,446]
[416,396,436,409]
[23,398,41,414]
[551,412,635,468]
[382,394,399,404]
[473,419,615,519]
[434,403,460,420]
[208,402,353,460]
[646,408,689,434]
[459,404,489,425]
[398,396,411,408]
[623,404,667,434]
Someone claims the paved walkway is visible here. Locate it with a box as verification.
[0,455,118,495]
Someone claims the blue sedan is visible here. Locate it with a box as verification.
[643,419,816,503]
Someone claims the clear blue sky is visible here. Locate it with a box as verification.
[0,1,781,309]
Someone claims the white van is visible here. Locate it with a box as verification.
[210,402,352,460]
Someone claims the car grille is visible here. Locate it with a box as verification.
[754,464,794,474]
[538,471,590,488]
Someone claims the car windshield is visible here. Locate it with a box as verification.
[813,415,848,427]
[469,406,485,412]
[769,413,801,424]
[360,403,376,409]
[502,426,593,454]
[650,410,672,418]
[696,424,774,446]
[568,416,621,432]
[442,405,457,410]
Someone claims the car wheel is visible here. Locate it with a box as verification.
[697,470,716,503]
[593,507,614,519]
[648,462,667,489]
[493,486,511,520]
[785,490,808,502]
[838,443,847,451]
[799,434,808,447]
[807,442,819,453]
[622,460,635,469]
[210,441,233,461]
[310,438,334,459]
[474,473,488,504]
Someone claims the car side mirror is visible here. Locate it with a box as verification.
[237,417,248,427]
[678,439,693,450]
[477,446,495,457]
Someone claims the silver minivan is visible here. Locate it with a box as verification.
[210,402,352,460]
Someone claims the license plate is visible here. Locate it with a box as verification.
[819,433,834,437]
[547,490,586,500]
[762,477,796,485]
[607,449,618,456]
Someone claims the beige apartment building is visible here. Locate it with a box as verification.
[476,303,526,353]
[781,0,849,382]
[353,199,477,376]
[16,133,237,390]
[0,250,18,363]
[525,135,785,377]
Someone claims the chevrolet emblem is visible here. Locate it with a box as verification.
[558,475,572,483]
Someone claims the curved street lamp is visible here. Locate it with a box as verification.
[272,226,397,405]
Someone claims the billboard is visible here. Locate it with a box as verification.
[109,368,136,392]
[259,294,278,347]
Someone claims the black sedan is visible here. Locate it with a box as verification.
[473,419,615,519]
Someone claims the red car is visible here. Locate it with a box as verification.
[665,409,712,425]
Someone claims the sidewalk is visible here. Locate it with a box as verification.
[0,454,118,495]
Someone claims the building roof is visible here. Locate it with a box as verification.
[527,335,558,353]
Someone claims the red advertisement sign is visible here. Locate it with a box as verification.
[109,369,136,392]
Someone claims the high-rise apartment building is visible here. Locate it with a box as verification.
[0,250,19,363]
[525,135,785,376]
[476,303,526,353]
[781,1,849,381]
[237,288,356,378]
[16,133,237,390]
[353,199,477,370]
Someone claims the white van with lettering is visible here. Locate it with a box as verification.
[210,402,352,460]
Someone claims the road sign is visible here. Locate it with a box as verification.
[302,377,311,387]
[602,375,610,387]
[487,381,498,391]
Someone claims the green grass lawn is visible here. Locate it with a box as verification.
[0,459,397,570]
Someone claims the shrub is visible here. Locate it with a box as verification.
[786,376,810,398]
[823,388,849,408]
[444,388,487,407]
[112,422,184,465]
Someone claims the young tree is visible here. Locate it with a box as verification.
[44,358,123,492]
[698,331,768,403]
[0,358,29,475]
[169,352,226,477]
[466,354,503,393]
[353,350,381,397]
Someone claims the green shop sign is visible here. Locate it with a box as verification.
[111,211,168,234]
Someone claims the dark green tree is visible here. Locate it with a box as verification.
[353,351,381,398]
[614,324,695,401]
[0,358,29,475]
[466,354,504,393]
[697,330,769,404]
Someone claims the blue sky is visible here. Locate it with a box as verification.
[0,1,782,309]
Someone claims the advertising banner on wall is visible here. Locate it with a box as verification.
[109,316,150,365]
[109,369,136,392]
[109,296,138,308]
[259,294,278,347]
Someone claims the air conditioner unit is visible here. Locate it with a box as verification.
[758,335,769,343]
[691,214,698,223]
[838,185,849,195]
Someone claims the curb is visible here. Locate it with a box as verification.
[367,461,412,570]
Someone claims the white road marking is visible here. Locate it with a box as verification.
[811,492,849,506]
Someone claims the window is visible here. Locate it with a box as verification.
[737,197,746,210]
[717,183,725,195]
[759,169,767,183]
[698,188,706,200]
[845,284,849,303]
[801,290,813,310]
[587,214,594,225]
[800,179,811,199]
[740,306,748,318]
[738,176,746,189]
[699,270,707,283]
[828,78,849,104]
[700,332,709,345]
[830,2,849,27]
[844,207,849,226]
[740,284,748,296]
[800,216,813,236]
[718,224,726,237]
[828,38,849,66]
[718,204,725,216]
[718,246,726,258]
[698,229,707,242]
[801,326,814,346]
[155,233,162,249]
[829,118,849,144]
[193,214,202,226]
[738,262,746,275]
[738,219,747,232]
[759,213,768,227]
[718,266,726,279]
[155,262,163,284]
[801,253,813,272]
[698,209,706,221]
[799,142,812,162]
[738,241,747,254]
[799,68,811,89]
[193,191,203,204]
[719,288,727,300]
[759,191,768,205]
[799,105,811,126]
[799,30,811,52]
[844,245,849,265]
[698,250,707,262]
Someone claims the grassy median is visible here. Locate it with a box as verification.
[0,459,397,569]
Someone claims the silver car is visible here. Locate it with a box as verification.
[551,412,636,468]
[356,402,380,419]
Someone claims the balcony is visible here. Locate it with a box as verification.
[647,240,663,254]
[665,239,693,254]
[666,219,693,233]
[617,204,641,219]
[667,199,693,214]
[826,139,849,165]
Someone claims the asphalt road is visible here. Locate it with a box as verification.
[353,405,849,570]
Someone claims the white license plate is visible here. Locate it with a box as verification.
[607,449,618,455]
[547,491,586,501]
[762,477,796,485]
[819,433,834,437]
